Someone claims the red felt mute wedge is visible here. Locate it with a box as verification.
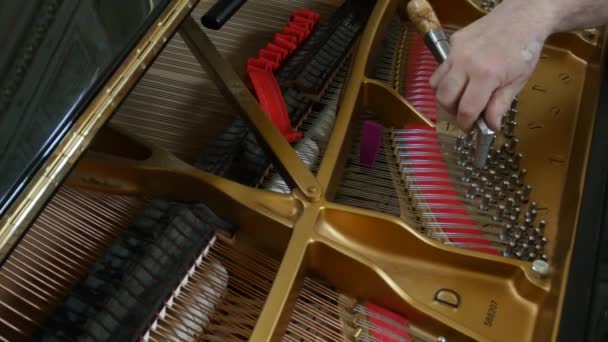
[265,43,289,60]
[291,8,320,22]
[247,69,302,143]
[273,33,298,53]
[246,58,271,72]
[283,27,307,44]
[259,49,282,65]
[365,302,411,341]
[399,19,495,254]
[396,125,497,254]
[292,15,316,30]
[246,58,277,73]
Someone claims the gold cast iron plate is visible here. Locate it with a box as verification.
[39,0,608,341]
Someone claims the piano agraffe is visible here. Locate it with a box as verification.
[0,0,607,341]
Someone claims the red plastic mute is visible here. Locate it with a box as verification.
[291,8,320,22]
[247,69,302,143]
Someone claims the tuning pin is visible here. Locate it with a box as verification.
[497,205,506,218]
[509,179,519,192]
[504,124,514,138]
[526,209,537,222]
[464,166,475,178]
[513,193,523,208]
[499,143,510,156]
[489,189,501,204]
[529,201,538,210]
[457,152,469,166]
[498,232,508,242]
[486,169,496,182]
[495,163,507,178]
[505,197,515,211]
[522,185,532,203]
[459,168,471,183]
[499,180,508,194]
[480,175,489,187]
[511,97,519,109]
[466,183,478,199]
[511,153,523,171]
[509,138,519,153]
[493,186,504,201]
[506,156,515,168]
[513,207,522,220]
[480,194,492,211]
[492,145,502,158]
[506,243,517,256]
[509,174,520,190]
[516,173,528,189]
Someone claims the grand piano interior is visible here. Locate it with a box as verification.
[0,0,607,341]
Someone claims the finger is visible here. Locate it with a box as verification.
[484,79,525,131]
[456,77,499,132]
[429,59,451,89]
[435,68,468,115]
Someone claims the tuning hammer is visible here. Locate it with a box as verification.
[406,0,495,169]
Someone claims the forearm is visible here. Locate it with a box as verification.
[494,0,608,37]
[549,0,608,33]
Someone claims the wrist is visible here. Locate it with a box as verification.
[534,0,566,36]
[491,0,558,41]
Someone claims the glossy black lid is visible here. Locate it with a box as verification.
[0,0,170,216]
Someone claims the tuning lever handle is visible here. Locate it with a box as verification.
[407,0,449,62]
[201,0,248,30]
[406,0,441,34]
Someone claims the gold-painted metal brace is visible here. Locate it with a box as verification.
[179,16,323,200]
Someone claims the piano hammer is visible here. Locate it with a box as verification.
[407,0,496,169]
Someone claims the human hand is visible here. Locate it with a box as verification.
[429,0,554,131]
